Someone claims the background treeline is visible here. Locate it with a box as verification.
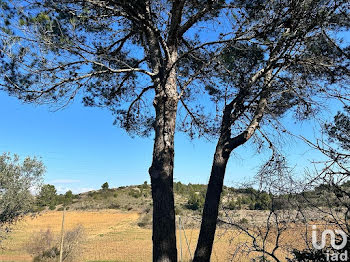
[33,180,349,213]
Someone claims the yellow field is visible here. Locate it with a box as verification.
[0,210,298,262]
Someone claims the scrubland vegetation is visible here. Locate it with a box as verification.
[1,181,349,262]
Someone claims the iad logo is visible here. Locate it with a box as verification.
[312,225,348,261]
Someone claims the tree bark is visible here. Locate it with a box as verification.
[194,73,271,262]
[149,49,178,262]
[193,142,229,262]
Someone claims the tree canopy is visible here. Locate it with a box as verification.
[36,184,58,208]
[0,0,349,261]
[0,153,44,235]
[101,182,109,190]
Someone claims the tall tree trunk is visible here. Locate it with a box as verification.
[194,73,271,261]
[149,49,178,262]
[193,142,228,262]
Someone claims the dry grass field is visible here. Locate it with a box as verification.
[0,210,306,262]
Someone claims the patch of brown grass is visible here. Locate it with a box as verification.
[0,210,311,262]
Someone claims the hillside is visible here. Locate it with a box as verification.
[1,182,345,262]
[42,183,274,212]
[35,181,341,228]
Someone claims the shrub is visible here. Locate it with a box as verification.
[186,191,205,210]
[137,213,152,227]
[108,203,120,209]
[141,181,149,190]
[226,199,241,210]
[128,189,142,198]
[175,206,183,215]
[239,218,248,224]
[26,225,85,262]
[101,182,109,190]
[57,207,70,211]
[26,229,56,258]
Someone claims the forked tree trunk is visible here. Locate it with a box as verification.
[194,73,271,261]
[193,143,228,262]
[149,49,178,262]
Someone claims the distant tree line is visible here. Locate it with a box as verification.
[36,184,75,210]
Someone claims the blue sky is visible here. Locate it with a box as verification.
[0,89,331,194]
[1,3,348,194]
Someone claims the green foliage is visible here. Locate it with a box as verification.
[128,188,142,198]
[101,182,109,190]
[36,184,57,208]
[63,190,73,206]
[225,190,271,211]
[0,153,45,227]
[174,182,187,194]
[186,191,205,211]
[238,218,248,224]
[226,200,237,210]
[141,181,148,190]
[253,192,271,210]
[326,106,350,151]
[226,198,242,210]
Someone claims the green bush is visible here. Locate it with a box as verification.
[239,218,248,224]
[57,207,70,211]
[128,189,142,198]
[226,200,240,210]
[186,191,205,210]
[101,182,109,190]
[36,184,57,208]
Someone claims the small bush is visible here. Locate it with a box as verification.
[226,199,241,210]
[137,213,152,228]
[108,203,120,209]
[26,225,85,262]
[239,218,248,224]
[175,206,183,215]
[128,189,142,198]
[186,191,205,210]
[101,182,109,190]
[26,229,56,258]
[57,207,70,211]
